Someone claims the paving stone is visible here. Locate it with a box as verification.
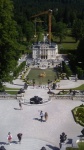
[1,79,84,150]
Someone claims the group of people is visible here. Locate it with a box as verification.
[7,132,23,145]
[40,111,48,122]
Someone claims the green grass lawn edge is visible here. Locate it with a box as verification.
[66,147,78,150]
[6,91,18,95]
[4,83,84,95]
[5,87,20,90]
[66,142,84,150]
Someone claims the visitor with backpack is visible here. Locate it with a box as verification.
[41,147,46,150]
[17,133,23,143]
[40,111,44,122]
[44,112,48,122]
[7,132,12,145]
[0,146,6,150]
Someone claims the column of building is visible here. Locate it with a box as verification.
[39,48,41,59]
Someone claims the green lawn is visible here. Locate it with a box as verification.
[66,148,78,150]
[72,84,84,90]
[26,68,57,84]
[66,142,84,150]
[4,87,19,95]
[58,37,79,50]
[62,36,76,43]
[62,42,78,50]
[5,87,20,90]
[78,142,84,150]
[53,33,79,50]
[59,84,84,91]
[6,91,18,95]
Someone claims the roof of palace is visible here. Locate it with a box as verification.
[32,42,57,49]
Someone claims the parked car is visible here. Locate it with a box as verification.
[30,96,43,104]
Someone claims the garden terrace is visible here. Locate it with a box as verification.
[26,68,57,85]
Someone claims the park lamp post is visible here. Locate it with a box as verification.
[78,61,82,67]
[78,61,82,65]
[78,61,82,68]
[33,79,35,87]
[78,62,82,64]
[76,61,83,80]
[58,62,62,73]
[75,74,78,82]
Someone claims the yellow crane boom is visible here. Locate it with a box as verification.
[31,9,52,42]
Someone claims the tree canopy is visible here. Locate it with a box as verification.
[77,37,84,64]
[55,22,67,43]
[12,0,84,42]
[0,0,84,83]
[0,0,20,81]
[72,19,84,42]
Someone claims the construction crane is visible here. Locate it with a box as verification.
[31,9,52,42]
[33,19,44,38]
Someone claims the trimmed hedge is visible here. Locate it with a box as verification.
[13,61,26,78]
[72,104,84,127]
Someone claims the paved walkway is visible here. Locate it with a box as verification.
[0,97,83,150]
[58,79,84,89]
[1,79,84,150]
[24,68,31,79]
[4,78,84,90]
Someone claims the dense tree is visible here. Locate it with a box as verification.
[55,22,67,43]
[63,6,70,24]
[76,67,84,79]
[12,0,84,44]
[77,37,84,64]
[0,0,20,82]
[17,25,24,42]
[62,61,72,77]
[23,21,35,41]
[51,15,56,33]
[69,11,77,26]
[13,0,84,30]
[72,19,84,42]
[0,0,84,84]
[68,53,77,72]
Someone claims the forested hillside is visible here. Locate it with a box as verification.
[13,0,84,19]
[12,0,84,80]
[12,0,84,43]
[0,0,84,85]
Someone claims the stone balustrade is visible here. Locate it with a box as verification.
[49,94,84,100]
[0,95,16,99]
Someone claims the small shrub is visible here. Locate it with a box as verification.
[72,106,84,126]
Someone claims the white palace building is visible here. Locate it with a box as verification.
[32,41,58,60]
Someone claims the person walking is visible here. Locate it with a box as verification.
[40,111,44,122]
[19,100,22,110]
[17,133,23,143]
[0,146,6,150]
[7,132,12,145]
[44,112,48,122]
[41,147,46,150]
